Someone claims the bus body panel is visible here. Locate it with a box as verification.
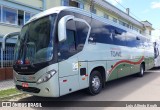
[130,59,141,74]
[107,60,118,81]
[59,74,79,96]
[58,56,79,96]
[87,60,106,78]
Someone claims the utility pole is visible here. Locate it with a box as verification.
[90,0,95,13]
[42,0,46,10]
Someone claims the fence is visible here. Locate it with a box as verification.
[0,44,15,68]
[0,44,15,81]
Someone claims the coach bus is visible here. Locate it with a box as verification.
[154,40,160,67]
[2,6,154,97]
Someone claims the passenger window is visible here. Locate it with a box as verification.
[126,38,138,47]
[90,19,113,44]
[112,27,126,46]
[126,32,139,47]
[139,37,147,48]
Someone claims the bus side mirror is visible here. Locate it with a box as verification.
[2,32,20,51]
[58,15,74,42]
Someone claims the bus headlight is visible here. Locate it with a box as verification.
[37,70,56,84]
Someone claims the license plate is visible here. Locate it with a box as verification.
[22,82,29,88]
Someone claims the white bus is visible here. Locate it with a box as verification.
[154,40,160,67]
[2,6,154,97]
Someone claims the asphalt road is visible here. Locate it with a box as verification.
[2,68,160,110]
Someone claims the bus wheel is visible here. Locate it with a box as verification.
[137,64,144,77]
[88,70,102,95]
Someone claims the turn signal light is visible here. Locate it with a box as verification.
[25,60,30,64]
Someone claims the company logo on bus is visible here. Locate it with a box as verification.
[21,67,28,70]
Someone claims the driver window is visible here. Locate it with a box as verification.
[58,20,76,60]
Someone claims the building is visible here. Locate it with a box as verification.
[0,0,45,37]
[0,0,45,68]
[51,0,154,37]
[0,0,154,38]
[141,21,154,37]
[0,0,154,39]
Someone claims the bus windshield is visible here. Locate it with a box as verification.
[14,14,57,64]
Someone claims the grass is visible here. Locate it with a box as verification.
[0,88,20,98]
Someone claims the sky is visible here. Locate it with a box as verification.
[105,0,160,40]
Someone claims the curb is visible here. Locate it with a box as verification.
[0,87,15,91]
[0,93,24,101]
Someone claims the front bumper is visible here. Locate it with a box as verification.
[14,74,59,97]
[14,63,60,97]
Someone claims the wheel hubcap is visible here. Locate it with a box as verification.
[92,76,100,91]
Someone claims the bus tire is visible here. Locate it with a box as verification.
[137,64,144,77]
[88,70,102,95]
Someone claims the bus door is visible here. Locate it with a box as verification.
[58,19,79,96]
[74,14,91,90]
[58,15,91,95]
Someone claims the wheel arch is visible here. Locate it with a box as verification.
[90,66,106,88]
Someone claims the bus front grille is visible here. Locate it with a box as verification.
[17,72,35,75]
[16,85,40,93]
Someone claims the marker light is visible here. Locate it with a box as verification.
[25,59,30,64]
[16,60,23,64]
[37,70,56,84]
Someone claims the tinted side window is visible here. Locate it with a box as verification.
[90,19,113,44]
[127,39,139,47]
[126,32,139,47]
[74,13,91,51]
[90,19,127,46]
[111,26,126,46]
[58,20,76,60]
[139,37,147,47]
[66,29,76,50]
[75,21,89,51]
